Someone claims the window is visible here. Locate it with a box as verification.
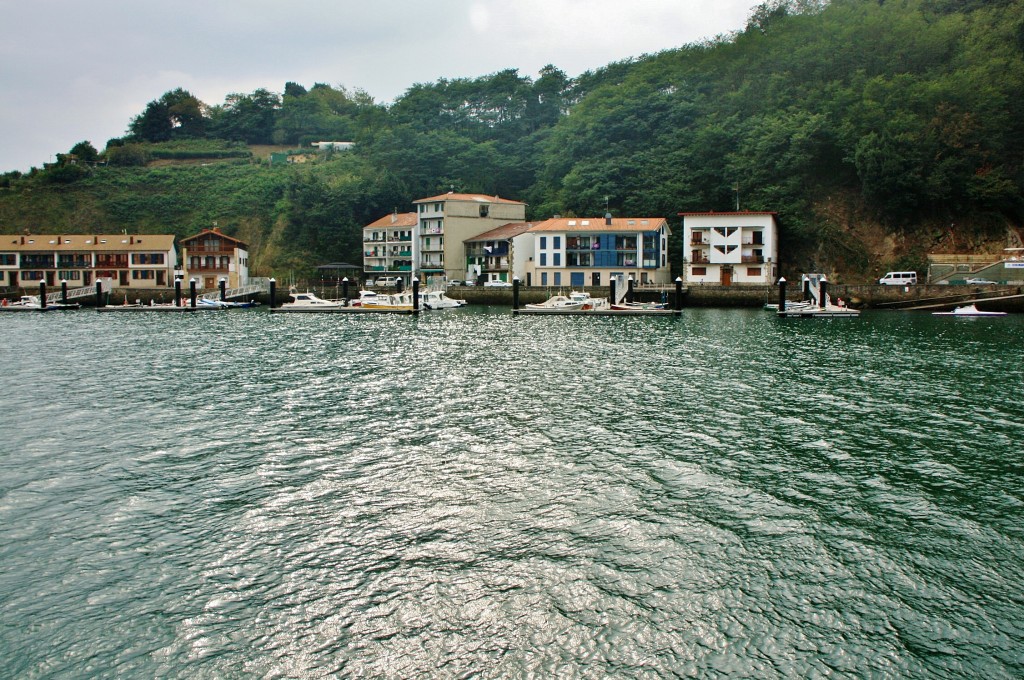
[692,267,707,275]
[540,253,547,266]
[479,205,489,217]
[747,267,762,276]
[553,253,561,266]
[540,237,547,250]
[541,272,548,286]
[0,254,15,265]
[553,236,561,249]
[554,273,561,286]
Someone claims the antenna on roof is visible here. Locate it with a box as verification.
[604,195,612,225]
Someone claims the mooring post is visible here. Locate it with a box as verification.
[189,278,197,308]
[675,277,684,311]
[61,279,68,305]
[778,276,787,312]
[39,281,47,310]
[412,277,420,312]
[819,276,828,309]
[610,279,617,307]
[396,278,404,294]
[627,276,635,303]
[219,277,227,302]
[803,277,811,302]
[95,280,104,308]
[174,278,182,307]
[342,277,350,306]
[513,277,520,310]
[269,278,276,308]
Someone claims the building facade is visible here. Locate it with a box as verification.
[179,228,250,289]
[413,193,527,284]
[362,212,418,285]
[680,212,779,285]
[464,222,535,284]
[0,233,177,290]
[524,216,672,288]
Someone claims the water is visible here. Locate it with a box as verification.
[1,307,1022,678]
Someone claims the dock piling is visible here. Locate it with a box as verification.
[412,278,420,312]
[342,277,350,306]
[778,276,787,311]
[39,281,47,310]
[269,278,276,308]
[95,281,104,308]
[675,277,684,311]
[189,278,197,308]
[219,278,227,302]
[61,280,68,305]
[174,278,182,307]
[513,277,520,310]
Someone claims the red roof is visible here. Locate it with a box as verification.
[413,192,525,205]
[180,228,248,248]
[528,217,668,233]
[364,212,418,228]
[465,222,535,242]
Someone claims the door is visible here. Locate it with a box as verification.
[591,272,601,286]
[570,272,585,287]
[722,267,732,286]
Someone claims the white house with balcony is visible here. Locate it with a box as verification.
[679,211,779,285]
[362,212,418,285]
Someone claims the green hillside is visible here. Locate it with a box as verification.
[2,0,1022,282]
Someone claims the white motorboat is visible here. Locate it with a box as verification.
[764,300,812,311]
[568,291,609,310]
[280,291,345,309]
[932,303,1007,317]
[357,291,415,311]
[421,290,467,309]
[525,294,586,311]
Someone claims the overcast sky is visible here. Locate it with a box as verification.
[0,0,753,173]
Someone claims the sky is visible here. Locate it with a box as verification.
[0,0,753,173]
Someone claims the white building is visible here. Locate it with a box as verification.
[680,211,779,285]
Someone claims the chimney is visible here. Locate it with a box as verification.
[605,212,613,226]
[130,236,135,244]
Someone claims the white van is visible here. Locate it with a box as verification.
[878,271,917,285]
[374,276,401,288]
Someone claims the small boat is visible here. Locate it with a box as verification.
[611,300,667,311]
[280,291,345,309]
[932,303,1007,317]
[764,300,812,312]
[568,291,608,311]
[0,295,80,311]
[525,295,585,311]
[359,292,415,311]
[421,290,467,310]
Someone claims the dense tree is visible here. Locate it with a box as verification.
[128,88,208,141]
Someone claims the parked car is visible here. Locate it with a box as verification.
[447,279,463,287]
[484,279,513,287]
[373,276,401,288]
[965,278,996,285]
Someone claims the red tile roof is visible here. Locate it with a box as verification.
[364,212,418,228]
[528,217,668,233]
[464,222,535,242]
[413,193,525,205]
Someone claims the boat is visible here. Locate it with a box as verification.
[0,295,80,311]
[420,290,467,310]
[525,295,586,311]
[932,303,1007,317]
[611,300,667,311]
[359,291,415,311]
[279,291,345,309]
[569,291,609,311]
[764,300,812,312]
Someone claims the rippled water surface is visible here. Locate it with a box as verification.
[1,307,1023,678]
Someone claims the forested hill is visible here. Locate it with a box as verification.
[2,0,1022,281]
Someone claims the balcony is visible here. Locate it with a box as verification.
[741,255,764,263]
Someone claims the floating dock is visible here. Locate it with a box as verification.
[270,307,417,315]
[513,308,681,317]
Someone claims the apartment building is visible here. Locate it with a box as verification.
[0,233,177,290]
[179,228,250,289]
[680,211,779,285]
[525,216,672,288]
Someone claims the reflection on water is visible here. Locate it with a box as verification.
[1,308,1022,677]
